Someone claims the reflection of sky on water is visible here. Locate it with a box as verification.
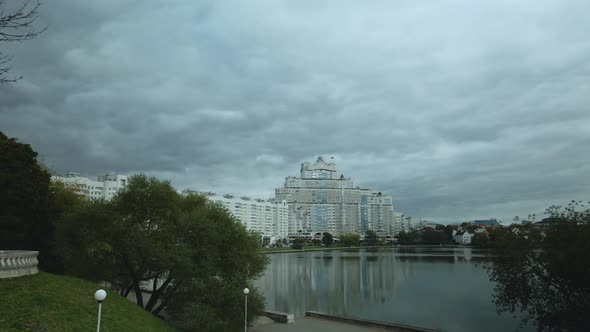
[254,247,532,332]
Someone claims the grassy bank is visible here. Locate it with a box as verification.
[0,272,178,332]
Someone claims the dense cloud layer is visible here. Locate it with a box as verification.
[1,0,589,223]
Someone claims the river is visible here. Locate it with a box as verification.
[254,247,532,332]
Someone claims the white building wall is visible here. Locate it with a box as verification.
[51,172,128,201]
[209,195,289,239]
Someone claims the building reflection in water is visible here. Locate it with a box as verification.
[254,247,528,332]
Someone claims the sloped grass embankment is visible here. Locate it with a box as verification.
[0,272,177,332]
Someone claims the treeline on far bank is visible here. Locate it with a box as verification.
[288,226,457,249]
[0,132,267,332]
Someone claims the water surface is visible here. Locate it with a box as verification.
[255,247,531,332]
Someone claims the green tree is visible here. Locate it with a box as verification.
[397,230,417,245]
[471,233,490,248]
[322,232,333,247]
[292,238,304,249]
[0,132,57,270]
[340,233,360,246]
[365,229,380,246]
[44,181,83,272]
[421,230,448,245]
[486,227,510,248]
[486,201,590,331]
[58,174,268,331]
[443,225,454,241]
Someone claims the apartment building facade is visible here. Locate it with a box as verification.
[206,193,289,239]
[51,172,128,200]
[275,156,395,236]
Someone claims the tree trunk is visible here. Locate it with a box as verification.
[145,276,173,312]
[121,254,144,308]
[123,285,133,297]
[133,281,144,307]
[151,281,181,315]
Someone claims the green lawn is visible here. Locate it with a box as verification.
[0,272,178,332]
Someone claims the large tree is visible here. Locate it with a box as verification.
[0,1,45,83]
[58,174,268,331]
[487,201,590,331]
[0,132,52,260]
[0,132,80,273]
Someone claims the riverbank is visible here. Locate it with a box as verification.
[260,246,364,254]
[260,244,465,254]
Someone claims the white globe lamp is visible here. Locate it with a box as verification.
[94,289,107,303]
[94,289,107,332]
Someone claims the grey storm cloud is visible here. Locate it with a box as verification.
[1,0,590,223]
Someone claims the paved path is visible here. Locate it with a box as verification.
[251,316,396,332]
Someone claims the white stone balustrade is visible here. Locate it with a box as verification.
[0,250,39,279]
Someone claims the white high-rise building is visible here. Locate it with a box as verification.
[206,193,289,239]
[275,156,396,236]
[51,172,128,201]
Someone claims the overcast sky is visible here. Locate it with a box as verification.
[1,0,589,223]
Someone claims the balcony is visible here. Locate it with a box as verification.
[0,250,39,279]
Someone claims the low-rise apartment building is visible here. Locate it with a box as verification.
[51,172,128,200]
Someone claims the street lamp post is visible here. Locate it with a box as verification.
[243,287,249,332]
[94,289,107,332]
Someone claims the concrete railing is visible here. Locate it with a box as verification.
[0,250,39,279]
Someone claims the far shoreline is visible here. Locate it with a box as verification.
[261,244,469,254]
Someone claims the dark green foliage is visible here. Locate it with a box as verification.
[444,225,454,240]
[292,238,305,248]
[340,233,360,246]
[0,132,56,270]
[396,230,417,245]
[322,232,333,247]
[365,229,380,246]
[470,233,490,248]
[57,175,269,332]
[420,230,450,245]
[470,227,511,248]
[291,237,304,249]
[487,201,590,332]
[44,181,84,273]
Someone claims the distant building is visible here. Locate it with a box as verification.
[51,172,127,200]
[454,230,476,244]
[393,212,405,234]
[274,156,395,236]
[207,194,289,240]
